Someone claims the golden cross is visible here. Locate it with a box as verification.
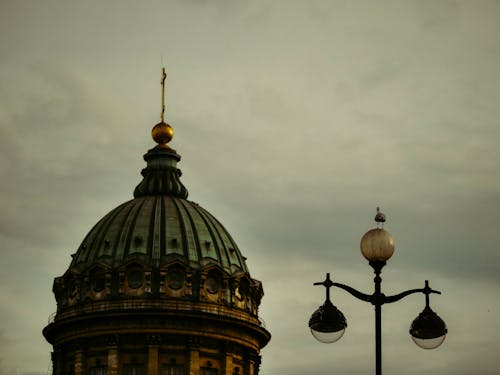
[161,67,167,122]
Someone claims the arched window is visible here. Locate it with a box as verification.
[167,267,185,290]
[205,271,221,294]
[90,269,106,292]
[127,267,144,289]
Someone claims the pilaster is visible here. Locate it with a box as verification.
[74,348,85,375]
[188,337,200,375]
[147,335,161,375]
[107,335,120,375]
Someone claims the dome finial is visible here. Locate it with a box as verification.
[152,67,174,148]
[161,67,167,123]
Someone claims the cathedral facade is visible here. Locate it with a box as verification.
[43,78,271,375]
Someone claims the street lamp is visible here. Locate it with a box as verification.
[308,208,447,374]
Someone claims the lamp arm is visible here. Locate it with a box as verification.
[332,282,372,303]
[384,287,441,304]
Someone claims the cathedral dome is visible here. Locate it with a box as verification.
[44,75,270,375]
[70,195,249,275]
[68,142,247,276]
[48,144,267,325]
[69,146,248,277]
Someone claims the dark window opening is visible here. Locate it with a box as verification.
[124,364,145,375]
[201,368,218,375]
[90,366,107,375]
[162,365,184,375]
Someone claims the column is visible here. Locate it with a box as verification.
[187,337,200,375]
[222,353,233,375]
[253,355,261,375]
[51,351,60,375]
[221,342,234,375]
[74,349,85,375]
[147,335,161,375]
[107,335,120,375]
[243,352,257,375]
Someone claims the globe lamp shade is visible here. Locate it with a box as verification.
[309,300,347,343]
[360,228,395,261]
[410,306,447,349]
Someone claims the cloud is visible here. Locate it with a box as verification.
[1,1,500,374]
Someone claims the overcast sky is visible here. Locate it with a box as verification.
[1,0,500,374]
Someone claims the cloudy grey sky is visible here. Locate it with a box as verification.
[1,0,500,374]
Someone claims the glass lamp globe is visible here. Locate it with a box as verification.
[360,228,395,262]
[311,326,346,344]
[410,306,447,349]
[309,300,347,343]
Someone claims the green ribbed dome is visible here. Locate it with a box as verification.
[68,145,248,274]
[70,195,248,274]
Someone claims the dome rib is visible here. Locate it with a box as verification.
[106,200,137,266]
[150,195,162,266]
[115,198,147,265]
[195,203,225,268]
[182,200,220,265]
[126,197,155,259]
[163,195,184,259]
[203,207,249,273]
[106,202,135,264]
[179,199,206,265]
[173,197,200,264]
[196,205,230,270]
[87,217,111,264]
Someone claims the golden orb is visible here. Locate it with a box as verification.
[360,228,395,261]
[151,122,174,147]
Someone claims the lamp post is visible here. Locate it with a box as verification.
[308,208,447,375]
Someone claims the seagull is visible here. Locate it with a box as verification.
[375,206,386,226]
